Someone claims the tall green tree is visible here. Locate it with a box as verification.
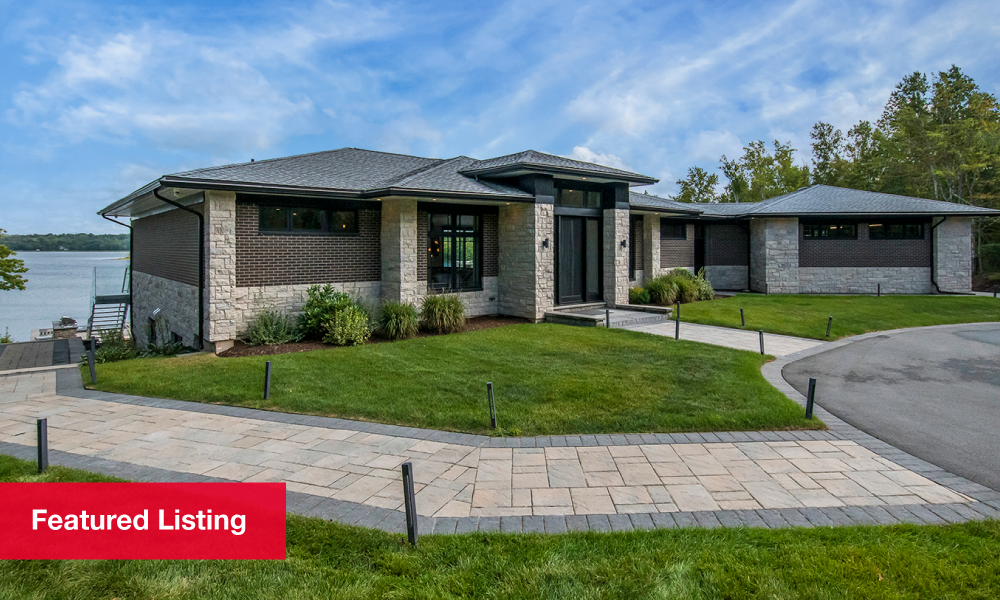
[670,167,722,203]
[719,140,810,202]
[0,229,29,291]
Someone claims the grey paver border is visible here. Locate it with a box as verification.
[16,328,999,533]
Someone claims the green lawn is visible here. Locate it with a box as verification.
[87,324,820,436]
[3,454,999,599]
[680,294,1000,340]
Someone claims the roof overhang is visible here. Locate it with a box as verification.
[460,164,658,186]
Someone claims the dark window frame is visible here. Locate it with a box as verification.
[427,212,483,292]
[258,205,359,236]
[802,222,858,240]
[660,220,688,240]
[869,222,924,240]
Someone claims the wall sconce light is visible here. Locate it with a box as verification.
[543,238,550,248]
[620,239,627,248]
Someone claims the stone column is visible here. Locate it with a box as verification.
[381,198,419,304]
[204,190,237,351]
[933,217,972,292]
[750,217,799,294]
[603,208,630,307]
[534,204,555,318]
[643,214,660,280]
[499,203,553,321]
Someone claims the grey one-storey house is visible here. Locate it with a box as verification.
[99,148,997,352]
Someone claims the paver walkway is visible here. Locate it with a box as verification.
[2,368,997,534]
[623,321,824,357]
[0,338,83,374]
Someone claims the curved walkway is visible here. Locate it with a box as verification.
[1,362,997,534]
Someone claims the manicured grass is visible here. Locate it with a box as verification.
[2,454,999,599]
[87,324,820,436]
[681,294,1000,340]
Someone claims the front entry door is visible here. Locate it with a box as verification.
[557,216,601,304]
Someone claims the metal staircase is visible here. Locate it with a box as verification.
[87,266,130,342]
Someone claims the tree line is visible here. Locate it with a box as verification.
[3,233,130,252]
[669,65,1000,250]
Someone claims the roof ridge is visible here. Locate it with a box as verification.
[172,147,351,177]
[377,157,453,188]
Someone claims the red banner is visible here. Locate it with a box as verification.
[0,483,286,559]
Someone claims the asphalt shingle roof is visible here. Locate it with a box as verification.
[698,185,1000,217]
[461,150,656,182]
[627,191,703,214]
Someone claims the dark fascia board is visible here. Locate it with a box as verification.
[630,205,703,216]
[742,211,1000,218]
[460,164,658,186]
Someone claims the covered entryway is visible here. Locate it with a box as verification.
[556,215,602,304]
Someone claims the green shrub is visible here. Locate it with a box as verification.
[420,294,466,334]
[378,301,419,341]
[0,328,13,344]
[628,286,651,304]
[981,243,1000,273]
[244,309,300,346]
[297,285,353,340]
[695,268,715,300]
[322,305,372,346]
[644,277,678,305]
[92,329,138,363]
[667,267,696,280]
[673,276,700,303]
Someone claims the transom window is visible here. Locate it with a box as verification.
[557,189,602,208]
[869,223,924,239]
[802,223,857,239]
[428,214,481,291]
[660,221,687,240]
[259,206,357,234]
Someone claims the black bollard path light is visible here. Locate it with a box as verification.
[740,308,745,327]
[805,378,817,420]
[487,382,497,429]
[263,361,272,400]
[87,347,97,384]
[605,309,610,329]
[37,418,49,473]
[826,316,833,338]
[401,462,418,547]
[758,330,765,355]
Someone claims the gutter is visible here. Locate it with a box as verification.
[101,214,133,343]
[153,188,206,349]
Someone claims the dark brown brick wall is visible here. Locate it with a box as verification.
[799,220,931,268]
[630,217,644,271]
[705,222,748,266]
[661,223,694,268]
[417,207,499,282]
[132,201,203,286]
[235,200,381,286]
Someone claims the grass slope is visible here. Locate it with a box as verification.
[681,294,1000,340]
[2,455,999,599]
[88,324,819,436]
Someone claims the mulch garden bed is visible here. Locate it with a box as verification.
[218,315,531,358]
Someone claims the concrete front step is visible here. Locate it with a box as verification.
[544,308,672,328]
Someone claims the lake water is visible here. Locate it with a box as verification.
[0,251,130,342]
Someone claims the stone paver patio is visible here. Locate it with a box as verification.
[2,367,997,533]
[623,321,825,357]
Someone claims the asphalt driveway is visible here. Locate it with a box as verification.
[783,322,1000,492]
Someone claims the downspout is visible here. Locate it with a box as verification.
[930,216,946,294]
[101,214,132,340]
[153,188,206,349]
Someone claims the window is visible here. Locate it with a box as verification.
[428,214,481,291]
[259,206,357,234]
[802,223,857,239]
[869,223,923,239]
[557,189,602,208]
[660,221,687,240]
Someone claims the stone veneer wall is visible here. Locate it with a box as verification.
[642,214,661,282]
[131,271,200,347]
[933,217,973,292]
[603,208,630,307]
[204,190,238,348]
[381,198,420,304]
[498,203,553,321]
[750,218,799,293]
[230,282,382,339]
[705,265,748,290]
[798,267,933,294]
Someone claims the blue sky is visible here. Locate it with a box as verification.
[2,0,998,234]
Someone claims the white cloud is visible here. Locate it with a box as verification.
[686,130,743,163]
[567,146,633,172]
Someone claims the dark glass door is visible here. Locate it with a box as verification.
[694,224,705,275]
[557,216,601,304]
